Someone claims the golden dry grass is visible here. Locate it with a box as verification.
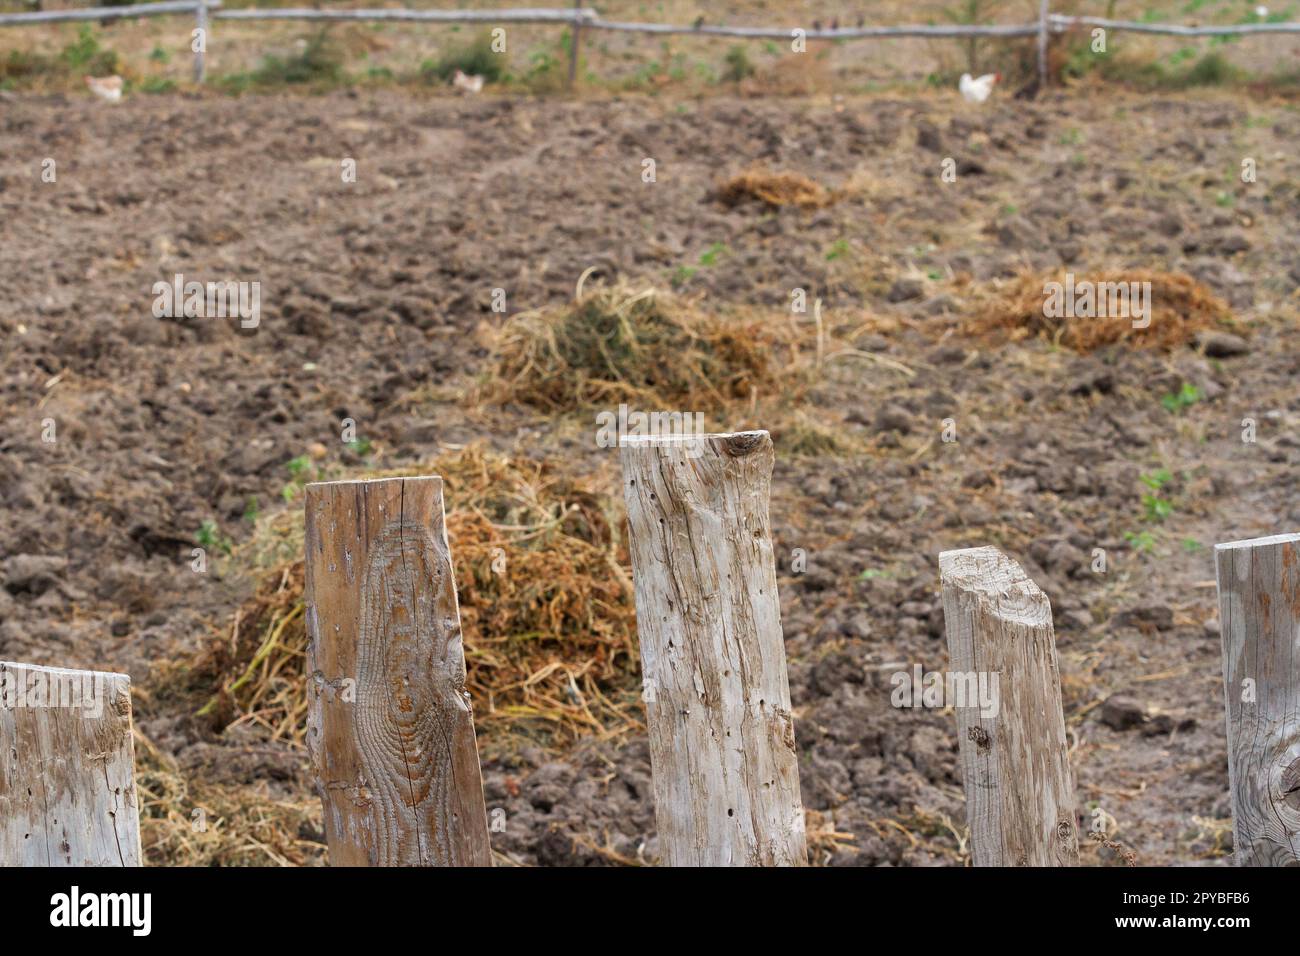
[134,727,323,867]
[964,269,1235,352]
[716,165,834,209]
[487,277,807,412]
[188,444,640,756]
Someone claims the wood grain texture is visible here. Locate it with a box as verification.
[1214,532,1300,866]
[940,547,1079,867]
[620,431,806,866]
[304,476,492,866]
[0,661,140,866]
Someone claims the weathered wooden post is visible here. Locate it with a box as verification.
[304,476,493,866]
[0,661,141,866]
[194,0,208,84]
[620,431,806,866]
[567,0,582,91]
[939,547,1079,866]
[1214,532,1300,866]
[1037,0,1050,91]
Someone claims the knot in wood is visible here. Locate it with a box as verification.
[1282,757,1300,812]
[721,431,768,458]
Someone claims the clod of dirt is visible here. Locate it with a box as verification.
[873,404,914,434]
[886,277,926,303]
[915,120,943,153]
[1113,604,1175,632]
[2,554,65,595]
[965,270,1236,352]
[715,165,833,210]
[489,278,804,411]
[1195,330,1251,358]
[1099,694,1148,731]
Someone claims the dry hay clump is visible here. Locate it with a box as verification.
[134,727,323,866]
[966,270,1235,352]
[716,165,834,210]
[490,277,805,412]
[191,444,640,756]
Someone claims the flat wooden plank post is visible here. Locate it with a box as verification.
[620,430,806,866]
[304,476,492,866]
[939,547,1079,866]
[1214,532,1300,866]
[0,661,141,866]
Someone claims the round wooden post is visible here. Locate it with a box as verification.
[193,0,208,84]
[940,547,1079,866]
[619,431,806,866]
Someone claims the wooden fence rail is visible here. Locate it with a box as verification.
[620,431,806,866]
[1213,533,1300,867]
[2,3,1299,92]
[0,0,217,24]
[939,547,1079,867]
[0,661,140,866]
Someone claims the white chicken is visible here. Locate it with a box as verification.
[959,72,999,104]
[451,69,484,94]
[85,75,123,103]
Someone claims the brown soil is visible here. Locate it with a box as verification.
[1,85,1298,866]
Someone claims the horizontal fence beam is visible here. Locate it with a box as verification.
[1050,13,1300,35]
[0,0,218,26]
[2,4,1296,42]
[586,19,1041,39]
[215,6,593,23]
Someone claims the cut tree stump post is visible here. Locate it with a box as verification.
[1214,532,1300,866]
[620,431,806,866]
[304,476,493,866]
[0,661,140,866]
[939,547,1079,866]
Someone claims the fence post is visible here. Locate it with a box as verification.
[1037,0,1049,90]
[304,476,493,866]
[194,0,207,84]
[620,430,806,866]
[939,547,1079,866]
[1214,532,1300,866]
[567,0,581,91]
[0,661,141,866]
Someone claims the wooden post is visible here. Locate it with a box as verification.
[1037,0,1050,91]
[1214,532,1300,866]
[620,431,806,866]
[567,0,581,91]
[939,547,1079,866]
[194,0,208,84]
[0,661,141,866]
[304,476,493,866]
